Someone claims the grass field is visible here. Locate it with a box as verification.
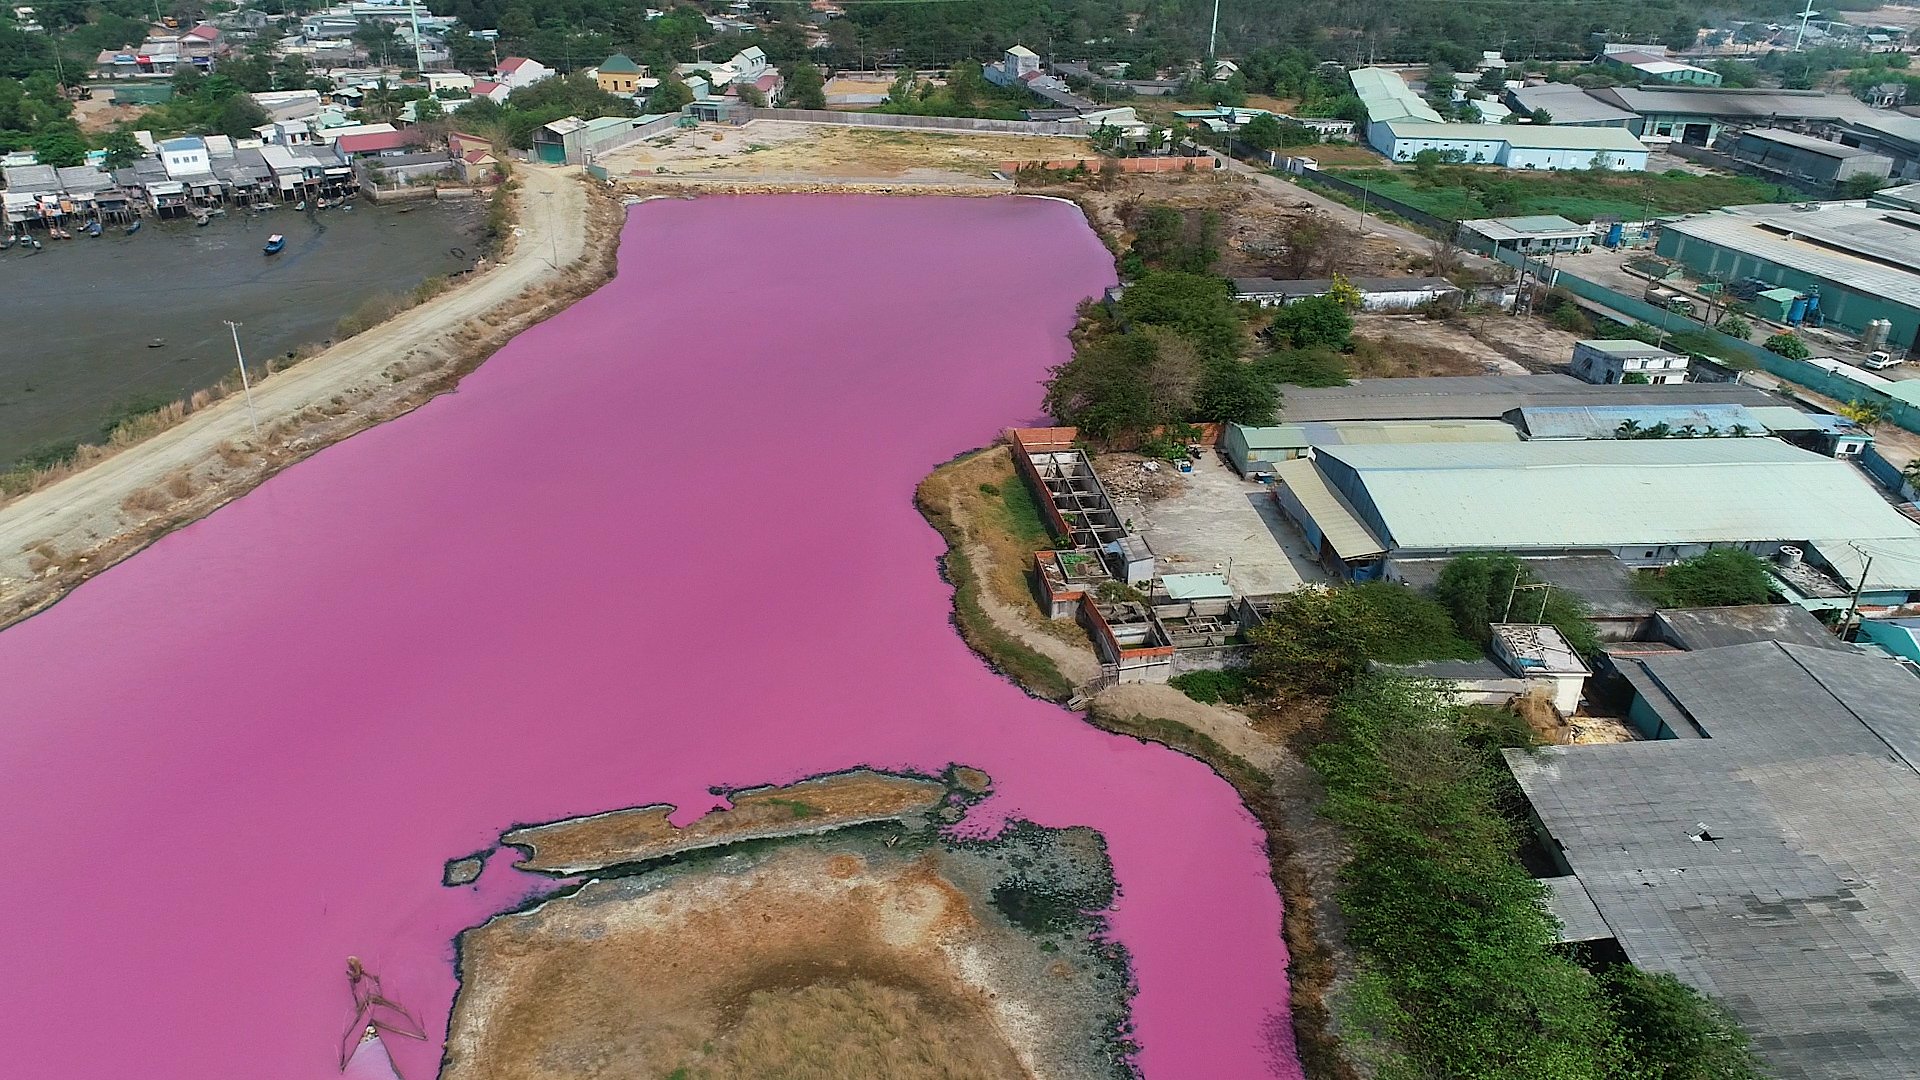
[1327,165,1791,223]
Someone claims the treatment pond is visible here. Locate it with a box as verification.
[0,194,1300,1079]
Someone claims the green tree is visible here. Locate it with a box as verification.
[1432,552,1601,656]
[1116,271,1243,360]
[779,61,826,109]
[1263,295,1353,351]
[414,95,444,123]
[1764,332,1811,359]
[1250,584,1476,697]
[32,123,86,166]
[1602,967,1763,1080]
[99,127,142,169]
[735,82,767,108]
[1041,325,1200,440]
[1837,174,1887,199]
[1192,359,1279,424]
[1637,550,1774,608]
[647,77,693,113]
[1240,111,1285,150]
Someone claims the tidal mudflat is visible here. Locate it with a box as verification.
[0,194,1298,1078]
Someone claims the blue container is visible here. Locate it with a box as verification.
[1787,296,1809,325]
[1606,222,1624,248]
[1805,291,1822,327]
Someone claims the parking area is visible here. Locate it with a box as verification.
[1111,454,1328,596]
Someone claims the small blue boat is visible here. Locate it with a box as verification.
[125,220,141,235]
[86,221,102,237]
[263,234,286,255]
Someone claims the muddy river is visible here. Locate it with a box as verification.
[0,194,1299,1078]
[0,198,481,470]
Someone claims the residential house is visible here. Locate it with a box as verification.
[159,136,210,179]
[1569,339,1690,384]
[335,131,424,160]
[495,56,553,91]
[469,79,510,105]
[595,53,644,97]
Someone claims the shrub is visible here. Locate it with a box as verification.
[1257,348,1351,387]
[1248,583,1477,697]
[1169,668,1254,705]
[1714,314,1752,338]
[1262,295,1353,351]
[1636,550,1774,608]
[1763,332,1811,359]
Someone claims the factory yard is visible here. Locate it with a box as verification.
[1108,454,1328,596]
[596,120,1089,184]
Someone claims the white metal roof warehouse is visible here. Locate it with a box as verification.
[1289,438,1920,565]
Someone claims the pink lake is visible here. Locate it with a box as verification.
[0,195,1298,1079]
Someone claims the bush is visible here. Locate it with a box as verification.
[1548,304,1594,335]
[1257,348,1351,387]
[1602,967,1762,1080]
[1262,295,1353,351]
[1248,583,1478,697]
[1714,314,1752,338]
[1764,332,1811,359]
[1432,552,1602,656]
[1636,550,1774,608]
[1169,668,1254,705]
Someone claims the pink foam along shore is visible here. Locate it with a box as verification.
[0,195,1300,1079]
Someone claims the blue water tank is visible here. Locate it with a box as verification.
[1804,291,1822,327]
[1787,296,1809,325]
[1606,222,1624,248]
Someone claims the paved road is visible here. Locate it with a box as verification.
[0,165,590,591]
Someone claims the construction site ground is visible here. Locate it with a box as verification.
[596,120,1088,185]
[1033,167,1419,281]
[1353,311,1583,377]
[1104,453,1328,596]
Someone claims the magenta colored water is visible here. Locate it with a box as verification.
[0,195,1298,1079]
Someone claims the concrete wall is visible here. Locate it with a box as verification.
[732,107,1087,137]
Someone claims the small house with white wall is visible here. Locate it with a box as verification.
[495,56,552,91]
[1570,339,1690,384]
[159,136,210,179]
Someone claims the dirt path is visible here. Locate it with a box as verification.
[0,166,598,623]
[943,486,1103,687]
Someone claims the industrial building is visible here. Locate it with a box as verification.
[1502,83,1639,128]
[1222,418,1519,474]
[1598,45,1722,86]
[1586,86,1879,145]
[1654,202,1920,353]
[1230,275,1460,311]
[1347,66,1445,125]
[1726,128,1893,189]
[1506,641,1920,1080]
[1266,438,1920,588]
[1839,112,1920,181]
[1457,215,1596,255]
[1569,339,1690,384]
[1368,119,1650,171]
[1271,374,1780,423]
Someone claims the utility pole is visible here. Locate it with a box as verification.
[1208,0,1221,61]
[1837,544,1873,641]
[1794,0,1819,52]
[409,0,426,73]
[225,321,261,438]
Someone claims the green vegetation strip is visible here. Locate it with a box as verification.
[1325,166,1788,225]
[1312,677,1761,1080]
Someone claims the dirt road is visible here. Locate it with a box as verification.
[1210,150,1500,274]
[0,166,595,616]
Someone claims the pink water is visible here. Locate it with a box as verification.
[0,195,1298,1079]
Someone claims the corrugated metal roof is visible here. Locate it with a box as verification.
[1349,66,1445,125]
[1653,604,1851,651]
[1271,457,1386,560]
[1737,127,1883,159]
[1233,419,1521,450]
[1459,214,1592,242]
[1516,404,1767,440]
[1277,374,1781,422]
[1506,642,1920,1080]
[1316,438,1920,556]
[1592,85,1878,123]
[1506,83,1640,125]
[1662,205,1920,310]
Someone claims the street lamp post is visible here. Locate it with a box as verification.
[224,321,261,438]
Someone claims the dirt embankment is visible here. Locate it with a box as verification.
[917,447,1364,1080]
[446,795,1134,1080]
[502,769,952,874]
[0,167,621,630]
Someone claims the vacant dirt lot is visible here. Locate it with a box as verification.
[1035,168,1417,280]
[1353,311,1583,377]
[598,120,1088,183]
